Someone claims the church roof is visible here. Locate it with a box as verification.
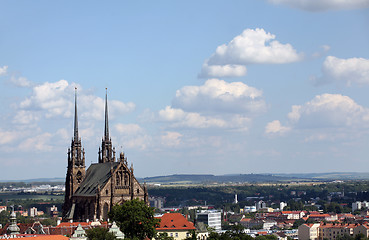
[74,162,120,196]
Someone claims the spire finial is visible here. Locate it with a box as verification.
[104,88,109,140]
[74,87,79,141]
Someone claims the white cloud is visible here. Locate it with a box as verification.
[19,80,73,119]
[200,28,302,78]
[18,132,53,152]
[287,94,369,128]
[265,120,291,135]
[267,94,369,140]
[268,0,369,11]
[315,56,369,86]
[199,61,247,78]
[0,129,18,145]
[159,106,251,130]
[115,123,143,135]
[0,66,8,76]
[279,94,369,132]
[10,76,32,88]
[16,79,135,125]
[173,79,266,114]
[161,131,183,147]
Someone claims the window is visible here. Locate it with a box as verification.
[175,233,178,237]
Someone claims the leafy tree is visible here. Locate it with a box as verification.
[255,235,277,240]
[184,230,197,240]
[109,199,160,240]
[85,227,116,240]
[0,211,9,226]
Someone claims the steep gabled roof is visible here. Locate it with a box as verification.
[156,213,196,231]
[74,162,120,196]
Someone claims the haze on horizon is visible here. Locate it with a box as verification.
[0,1,368,180]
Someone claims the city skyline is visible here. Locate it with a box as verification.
[0,1,368,180]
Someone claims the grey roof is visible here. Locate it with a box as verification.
[74,162,120,197]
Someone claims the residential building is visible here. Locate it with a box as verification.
[156,213,196,240]
[298,223,320,240]
[319,223,356,240]
[196,210,221,231]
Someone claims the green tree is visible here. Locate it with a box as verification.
[85,227,116,240]
[184,230,197,240]
[109,199,160,240]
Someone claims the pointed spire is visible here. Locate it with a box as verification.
[104,88,109,140]
[74,87,79,141]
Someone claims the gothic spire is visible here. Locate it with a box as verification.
[74,87,79,141]
[104,88,109,140]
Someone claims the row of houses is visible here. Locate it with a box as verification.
[299,222,369,240]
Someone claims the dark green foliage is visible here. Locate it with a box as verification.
[109,199,160,240]
[184,230,197,240]
[85,227,116,240]
[40,218,57,226]
[0,211,9,226]
[255,235,277,240]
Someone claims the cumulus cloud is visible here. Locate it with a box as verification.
[265,120,291,135]
[200,28,302,78]
[115,123,143,135]
[10,76,33,88]
[314,56,369,86]
[0,129,19,145]
[161,131,183,147]
[287,94,369,128]
[159,106,251,130]
[269,94,369,137]
[0,66,8,76]
[173,79,266,114]
[267,0,369,11]
[18,132,53,152]
[199,62,247,78]
[16,79,135,125]
[158,79,264,131]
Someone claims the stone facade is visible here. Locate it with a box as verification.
[62,90,148,222]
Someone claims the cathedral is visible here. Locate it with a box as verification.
[62,89,148,222]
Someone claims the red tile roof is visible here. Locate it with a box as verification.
[156,213,196,231]
[56,222,90,228]
[21,235,69,240]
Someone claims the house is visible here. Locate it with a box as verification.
[318,223,356,240]
[156,213,196,240]
[298,223,320,240]
[353,224,369,238]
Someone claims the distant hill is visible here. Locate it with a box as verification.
[273,172,369,180]
[139,174,299,184]
[3,172,369,184]
[140,172,369,184]
[0,177,64,183]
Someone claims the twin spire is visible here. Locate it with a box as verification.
[74,87,79,141]
[74,87,115,163]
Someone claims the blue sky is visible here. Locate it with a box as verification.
[0,0,369,180]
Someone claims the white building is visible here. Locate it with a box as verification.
[352,201,369,212]
[196,210,221,231]
[280,202,287,211]
[244,206,257,213]
[28,207,37,217]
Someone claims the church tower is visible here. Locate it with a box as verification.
[63,88,86,217]
[98,89,115,163]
